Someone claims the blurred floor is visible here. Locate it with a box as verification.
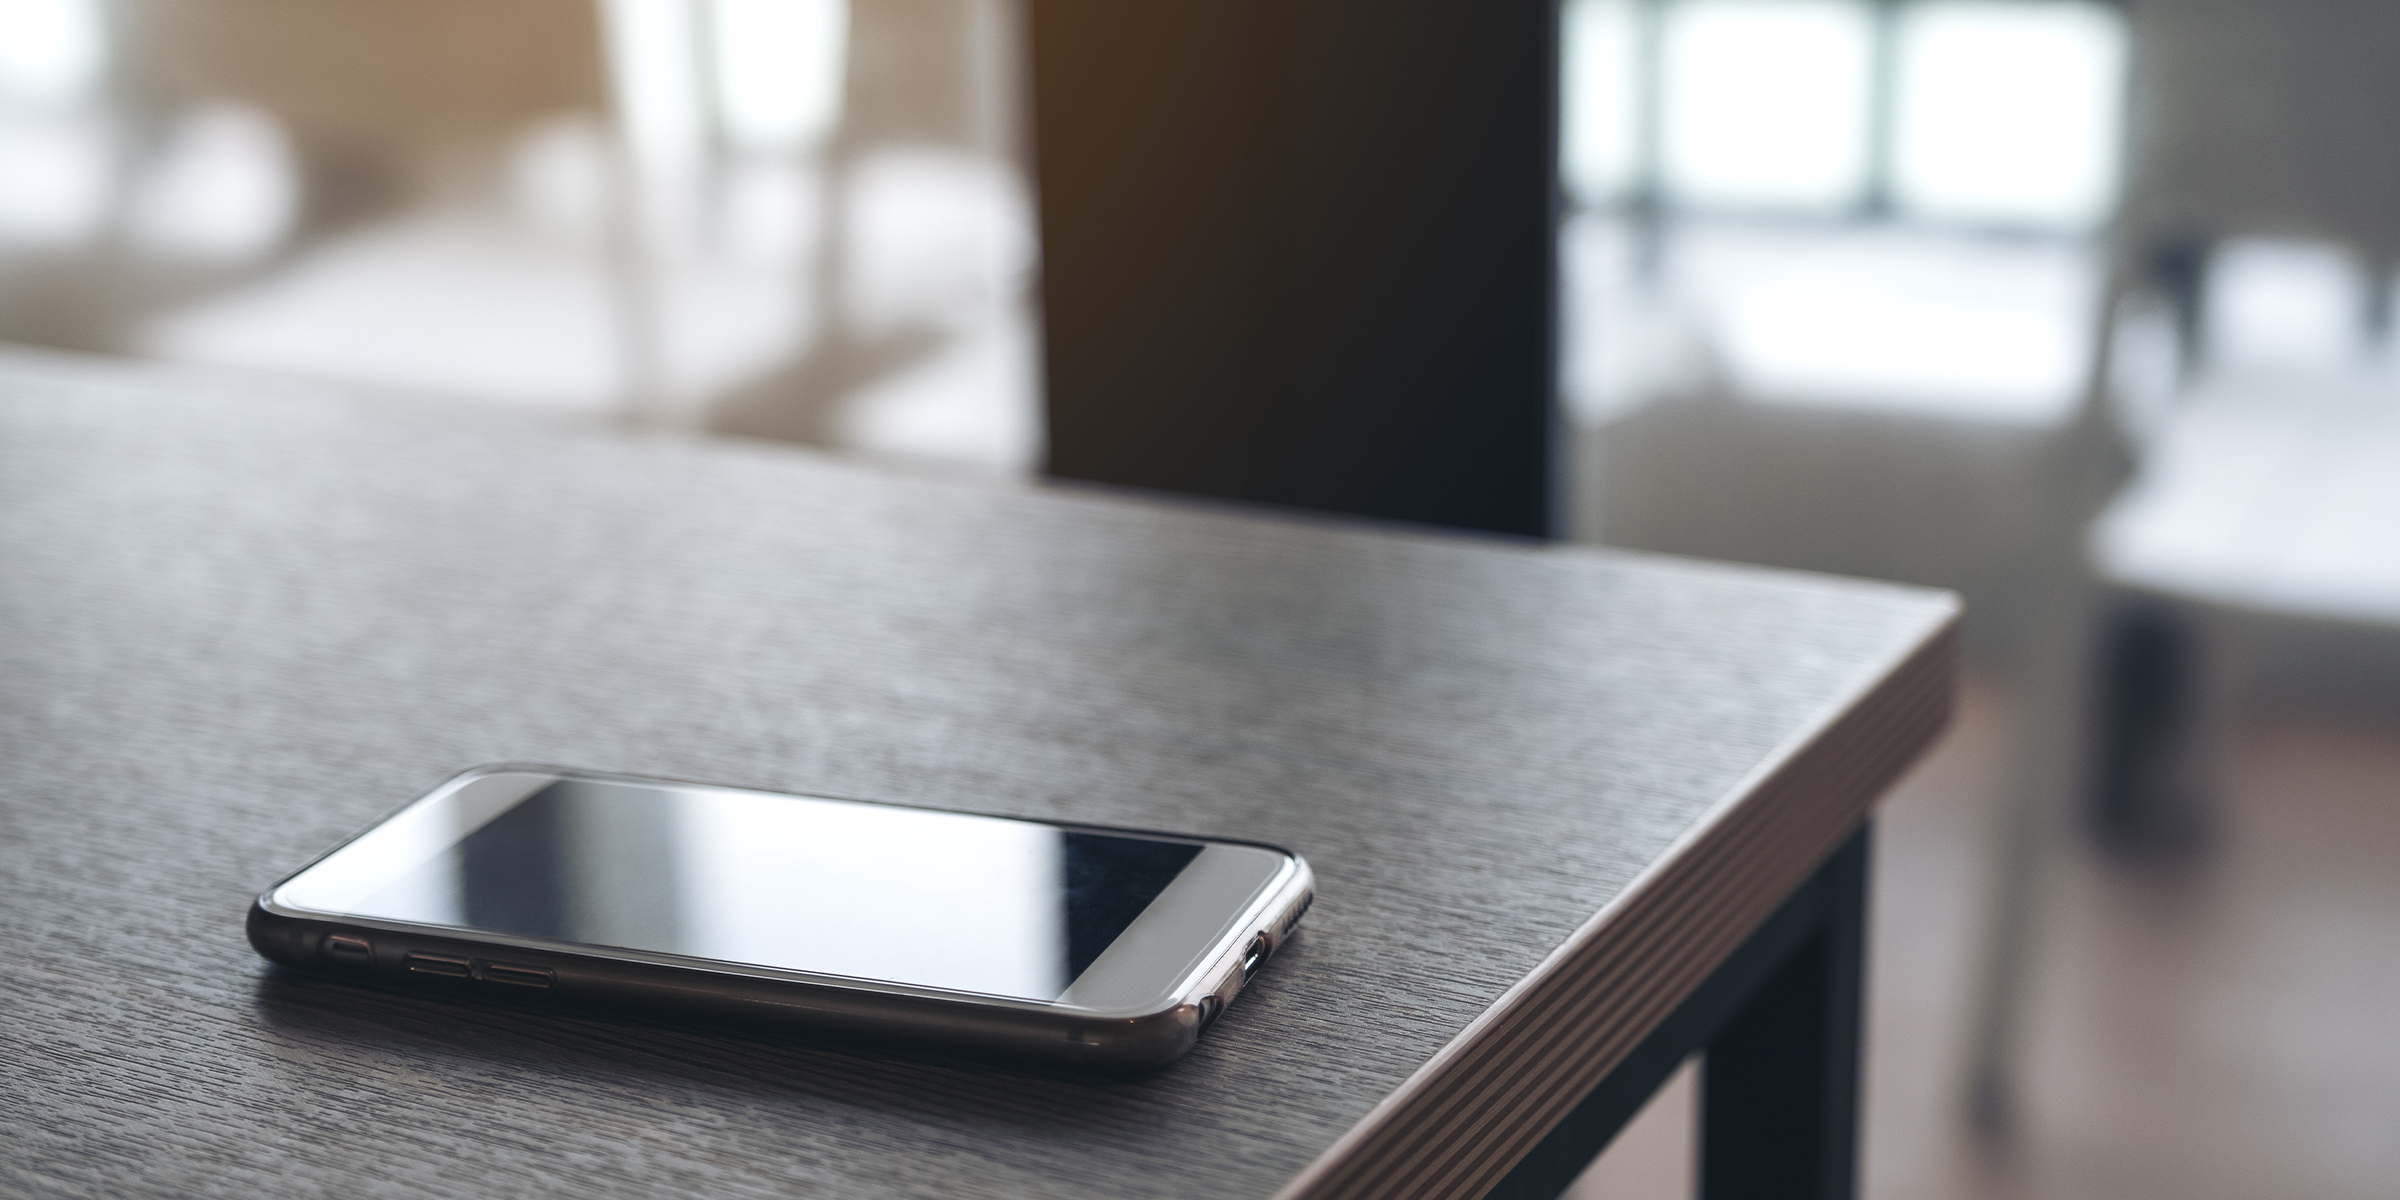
[1568,677,2400,1200]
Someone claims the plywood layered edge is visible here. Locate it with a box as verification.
[1273,604,1960,1200]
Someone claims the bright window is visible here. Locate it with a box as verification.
[1889,1,2126,228]
[1561,0,2129,231]
[1658,0,1875,213]
[0,0,104,106]
[1563,0,1642,206]
[710,0,850,153]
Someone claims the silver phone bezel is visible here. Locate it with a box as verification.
[258,764,1302,1021]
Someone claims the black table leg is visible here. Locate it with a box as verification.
[1485,824,1871,1200]
[1699,829,1868,1200]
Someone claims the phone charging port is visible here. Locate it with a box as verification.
[1240,933,1271,983]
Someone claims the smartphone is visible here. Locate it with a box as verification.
[249,765,1314,1069]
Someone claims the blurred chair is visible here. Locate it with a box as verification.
[1576,222,2123,666]
[2082,0,2400,848]
[79,0,1028,453]
[37,0,639,405]
[706,0,1029,454]
[1583,0,2400,1130]
[1567,0,2140,1131]
[2089,361,2400,840]
[1966,0,2400,1129]
[1572,199,2127,1141]
[120,0,608,240]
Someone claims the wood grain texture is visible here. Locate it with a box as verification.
[0,348,1956,1199]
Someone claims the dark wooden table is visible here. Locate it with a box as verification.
[0,348,1955,1200]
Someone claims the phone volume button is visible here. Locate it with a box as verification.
[405,950,470,979]
[403,953,472,978]
[481,962,555,989]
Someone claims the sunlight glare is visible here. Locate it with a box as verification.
[1890,1,2126,228]
[1563,0,1641,206]
[712,0,849,152]
[0,0,103,106]
[1659,0,1873,212]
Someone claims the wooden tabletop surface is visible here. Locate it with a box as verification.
[0,349,1955,1200]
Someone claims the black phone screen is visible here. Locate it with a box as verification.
[337,779,1204,1001]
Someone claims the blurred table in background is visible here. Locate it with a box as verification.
[0,348,1953,1200]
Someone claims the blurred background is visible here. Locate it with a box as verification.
[0,0,1037,465]
[3,0,2395,1196]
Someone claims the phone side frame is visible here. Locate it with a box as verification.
[248,765,1316,1070]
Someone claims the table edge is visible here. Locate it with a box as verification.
[1271,599,1961,1200]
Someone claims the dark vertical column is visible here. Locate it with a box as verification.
[1700,829,1869,1200]
[2087,596,2205,853]
[1027,0,1562,538]
[2148,233,2214,378]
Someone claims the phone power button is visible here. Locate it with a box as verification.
[323,933,372,965]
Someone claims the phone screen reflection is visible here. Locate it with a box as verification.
[345,780,1201,1000]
